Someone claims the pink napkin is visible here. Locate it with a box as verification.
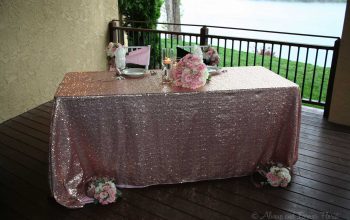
[125,47,150,66]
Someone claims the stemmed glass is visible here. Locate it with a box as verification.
[161,48,174,82]
[115,47,126,79]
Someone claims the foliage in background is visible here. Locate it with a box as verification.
[118,0,164,67]
[118,0,163,29]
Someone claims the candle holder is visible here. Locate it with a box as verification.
[161,48,175,83]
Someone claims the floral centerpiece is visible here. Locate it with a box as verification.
[171,54,209,89]
[253,162,292,188]
[203,46,220,66]
[86,177,122,205]
[106,42,122,71]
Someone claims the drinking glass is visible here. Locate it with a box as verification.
[161,48,174,82]
[115,47,126,71]
[114,47,126,79]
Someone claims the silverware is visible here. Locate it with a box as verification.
[115,69,125,80]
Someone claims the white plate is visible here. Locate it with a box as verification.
[122,68,146,78]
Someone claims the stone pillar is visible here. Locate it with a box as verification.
[329,3,350,126]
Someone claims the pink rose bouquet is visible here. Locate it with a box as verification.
[171,54,209,89]
[87,177,122,205]
[252,162,292,188]
[265,166,291,187]
[106,42,122,71]
[203,46,220,66]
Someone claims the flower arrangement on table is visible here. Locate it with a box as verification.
[171,53,209,89]
[86,177,122,205]
[203,46,220,66]
[106,42,122,71]
[253,162,292,188]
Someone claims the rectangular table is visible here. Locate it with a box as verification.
[49,66,301,208]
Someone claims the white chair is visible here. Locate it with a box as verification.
[125,45,151,70]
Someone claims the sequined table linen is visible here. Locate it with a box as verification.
[50,66,301,208]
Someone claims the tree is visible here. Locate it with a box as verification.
[118,0,163,29]
[118,0,164,68]
[165,0,181,33]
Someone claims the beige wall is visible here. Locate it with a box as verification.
[329,2,350,126]
[0,0,118,123]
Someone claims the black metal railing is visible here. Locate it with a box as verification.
[109,20,340,118]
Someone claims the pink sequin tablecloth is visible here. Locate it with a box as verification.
[49,66,301,208]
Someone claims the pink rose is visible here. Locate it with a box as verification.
[266,172,281,187]
[103,185,111,192]
[197,64,205,71]
[173,80,182,86]
[99,191,108,200]
[183,74,193,83]
[107,193,116,203]
[187,63,194,69]
[100,200,109,205]
[108,188,116,196]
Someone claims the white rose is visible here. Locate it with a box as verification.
[109,182,116,189]
[270,166,280,173]
[108,42,115,48]
[277,170,291,183]
[280,168,290,174]
[283,171,291,182]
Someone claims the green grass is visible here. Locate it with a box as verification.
[159,38,329,108]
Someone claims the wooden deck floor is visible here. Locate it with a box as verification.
[0,101,350,220]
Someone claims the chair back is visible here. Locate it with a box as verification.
[125,45,151,70]
[176,45,210,59]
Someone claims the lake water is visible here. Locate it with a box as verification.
[159,0,347,65]
[160,0,346,45]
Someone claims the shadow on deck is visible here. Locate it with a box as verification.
[0,101,350,219]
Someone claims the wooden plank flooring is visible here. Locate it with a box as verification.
[0,102,350,220]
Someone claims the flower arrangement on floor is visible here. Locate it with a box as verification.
[253,162,292,188]
[203,46,220,66]
[86,177,122,205]
[171,53,209,89]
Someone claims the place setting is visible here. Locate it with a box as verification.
[106,42,151,80]
[107,41,227,89]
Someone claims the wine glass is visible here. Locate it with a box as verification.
[115,47,126,78]
[161,48,174,82]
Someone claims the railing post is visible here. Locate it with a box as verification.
[108,20,118,43]
[324,37,341,119]
[200,26,209,46]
